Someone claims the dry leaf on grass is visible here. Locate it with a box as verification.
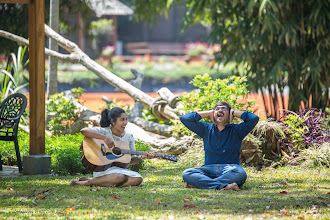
[154,198,161,205]
[111,194,120,199]
[36,194,44,198]
[183,204,196,208]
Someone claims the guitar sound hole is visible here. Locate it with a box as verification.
[112,147,122,156]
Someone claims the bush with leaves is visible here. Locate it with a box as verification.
[46,87,86,135]
[0,46,29,102]
[280,108,330,155]
[45,133,88,175]
[0,130,29,166]
[1,131,88,175]
[172,73,255,136]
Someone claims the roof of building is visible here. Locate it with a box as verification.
[85,0,133,17]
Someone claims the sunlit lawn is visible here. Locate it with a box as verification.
[1,160,329,219]
[55,61,238,85]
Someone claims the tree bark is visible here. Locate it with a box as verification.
[125,122,192,155]
[130,117,173,137]
[47,0,59,98]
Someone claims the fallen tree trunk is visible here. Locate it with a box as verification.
[44,92,182,153]
[0,26,180,121]
[130,117,173,137]
[125,122,193,155]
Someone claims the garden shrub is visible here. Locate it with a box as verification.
[0,130,29,166]
[46,133,88,175]
[0,46,29,102]
[1,132,88,175]
[172,73,255,136]
[280,108,330,155]
[46,87,85,135]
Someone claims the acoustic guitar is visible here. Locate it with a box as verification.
[81,137,177,172]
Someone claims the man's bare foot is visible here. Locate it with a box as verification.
[184,183,196,188]
[223,183,240,191]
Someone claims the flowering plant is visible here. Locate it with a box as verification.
[101,46,115,57]
[184,42,221,57]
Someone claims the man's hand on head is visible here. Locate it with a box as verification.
[229,109,235,123]
[209,110,216,124]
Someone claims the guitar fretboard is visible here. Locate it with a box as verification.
[120,149,164,157]
[118,149,177,162]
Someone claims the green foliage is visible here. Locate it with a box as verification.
[281,114,307,151]
[46,88,85,135]
[1,131,155,175]
[0,130,29,166]
[45,133,88,175]
[133,0,330,117]
[297,143,330,168]
[90,19,113,34]
[0,46,29,102]
[127,140,151,172]
[173,73,254,136]
[0,4,29,55]
[0,132,87,175]
[1,164,330,219]
[280,108,330,153]
[57,59,234,85]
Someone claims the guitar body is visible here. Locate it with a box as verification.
[81,137,131,172]
[81,137,177,172]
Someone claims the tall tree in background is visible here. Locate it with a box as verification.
[47,0,60,98]
[133,0,329,117]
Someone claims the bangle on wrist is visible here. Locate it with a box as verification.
[103,137,108,142]
[232,110,235,116]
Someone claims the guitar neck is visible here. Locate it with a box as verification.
[120,149,164,158]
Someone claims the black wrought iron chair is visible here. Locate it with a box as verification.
[0,93,27,173]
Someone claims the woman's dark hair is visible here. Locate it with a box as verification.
[213,102,231,112]
[100,107,125,127]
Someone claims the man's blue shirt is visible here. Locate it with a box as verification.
[180,111,259,165]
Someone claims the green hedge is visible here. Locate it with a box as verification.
[0,130,151,175]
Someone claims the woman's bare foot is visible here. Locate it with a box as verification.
[70,179,80,186]
[70,179,89,186]
[223,183,240,191]
[79,176,90,181]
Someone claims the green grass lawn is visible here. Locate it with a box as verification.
[55,61,237,85]
[1,160,329,219]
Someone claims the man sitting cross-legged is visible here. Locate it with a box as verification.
[180,101,259,190]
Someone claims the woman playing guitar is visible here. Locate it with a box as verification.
[70,107,156,187]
